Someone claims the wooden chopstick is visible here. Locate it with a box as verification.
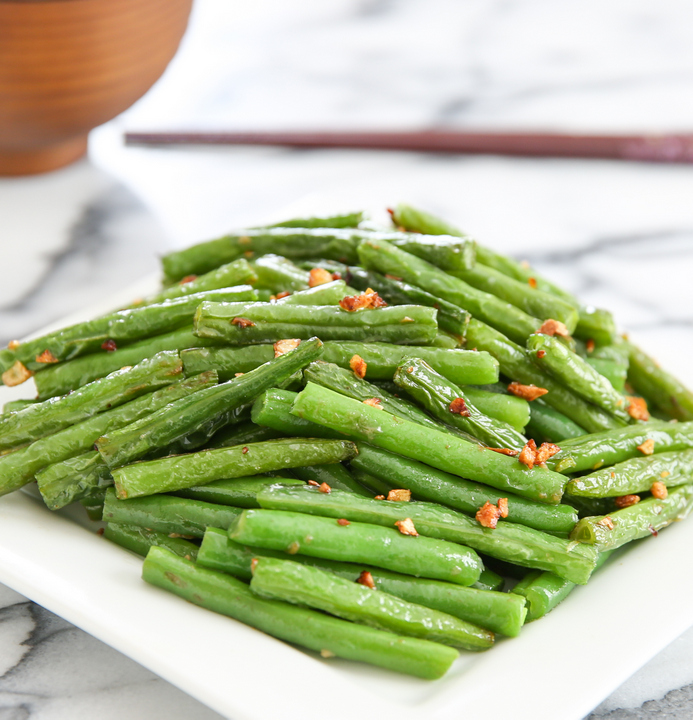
[123,130,693,163]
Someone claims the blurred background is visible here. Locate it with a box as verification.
[1,0,693,718]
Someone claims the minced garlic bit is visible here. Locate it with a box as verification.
[357,570,376,589]
[275,290,291,300]
[232,317,255,328]
[400,316,415,323]
[449,397,470,416]
[308,267,333,287]
[250,558,259,573]
[337,518,350,526]
[598,517,615,530]
[339,289,387,312]
[528,277,537,289]
[637,438,655,455]
[387,489,411,502]
[476,501,502,529]
[586,339,596,353]
[363,397,383,409]
[374,495,385,500]
[8,340,20,351]
[626,396,650,422]
[239,235,251,245]
[318,482,331,494]
[615,494,641,508]
[395,518,418,536]
[518,439,538,470]
[498,498,509,518]
[179,274,198,284]
[35,349,59,364]
[287,541,300,554]
[488,447,519,456]
[320,649,336,658]
[651,481,668,500]
[2,361,33,387]
[538,319,570,338]
[307,480,320,486]
[273,338,301,357]
[234,373,245,377]
[535,442,561,465]
[349,354,367,378]
[661,470,671,478]
[508,381,548,401]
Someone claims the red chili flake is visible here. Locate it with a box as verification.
[307,480,320,486]
[476,501,502,529]
[339,289,387,311]
[309,268,333,287]
[538,319,570,338]
[651,482,668,499]
[627,396,650,421]
[250,558,259,573]
[488,447,520,456]
[242,446,249,455]
[449,397,470,416]
[357,570,376,589]
[535,442,561,465]
[349,354,367,378]
[331,272,342,281]
[615,494,641,509]
[508,382,549,401]
[35,349,59,364]
[96,527,105,536]
[537,350,546,359]
[528,277,538,289]
[179,275,198,284]
[386,207,395,218]
[586,339,596,353]
[232,317,256,328]
[337,518,350,526]
[101,339,118,352]
[518,439,538,469]
[275,291,291,299]
[385,273,403,281]
[649,524,659,537]
[318,482,331,494]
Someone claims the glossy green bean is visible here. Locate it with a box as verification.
[104,523,199,560]
[525,400,587,444]
[463,387,530,432]
[175,477,304,508]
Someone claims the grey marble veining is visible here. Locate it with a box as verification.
[2,0,693,717]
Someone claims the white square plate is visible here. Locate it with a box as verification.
[1,273,692,720]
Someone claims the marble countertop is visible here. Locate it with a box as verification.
[2,0,693,717]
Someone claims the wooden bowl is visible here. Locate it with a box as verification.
[0,0,193,176]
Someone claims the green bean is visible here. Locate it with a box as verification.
[206,421,283,449]
[37,450,112,509]
[527,333,631,423]
[104,523,199,560]
[350,467,394,497]
[0,351,182,451]
[358,238,541,344]
[526,400,587,444]
[198,528,521,635]
[112,438,357,499]
[570,484,693,551]
[143,547,458,680]
[251,254,310,292]
[586,358,627,392]
[96,337,324,469]
[256,485,596,584]
[452,265,578,332]
[466,319,624,433]
[511,552,612,622]
[264,211,365,228]
[463,387,530,432]
[476,569,504,592]
[175,477,304,508]
[393,358,527,450]
[574,307,617,346]
[34,327,225,400]
[292,382,565,504]
[2,399,38,414]
[565,450,693,497]
[250,556,494,650]
[193,301,438,345]
[276,279,351,305]
[350,444,578,535]
[182,345,276,381]
[251,388,344,439]
[625,341,693,421]
[548,420,693,473]
[291,464,371,496]
[229,508,483,586]
[102,488,241,537]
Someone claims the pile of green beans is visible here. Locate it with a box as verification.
[1,205,691,681]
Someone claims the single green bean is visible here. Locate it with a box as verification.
[463,387,530,432]
[104,523,199,560]
[291,464,371,496]
[113,438,357,499]
[182,345,275,381]
[175,477,304,508]
[250,556,494,650]
[350,444,578,535]
[229,508,483,586]
[256,485,596,584]
[143,546,458,680]
[264,211,365,228]
[586,357,627,392]
[570,484,693,550]
[251,254,310,292]
[292,383,565,504]
[526,400,587,444]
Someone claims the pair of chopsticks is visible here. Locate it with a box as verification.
[123,130,693,163]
